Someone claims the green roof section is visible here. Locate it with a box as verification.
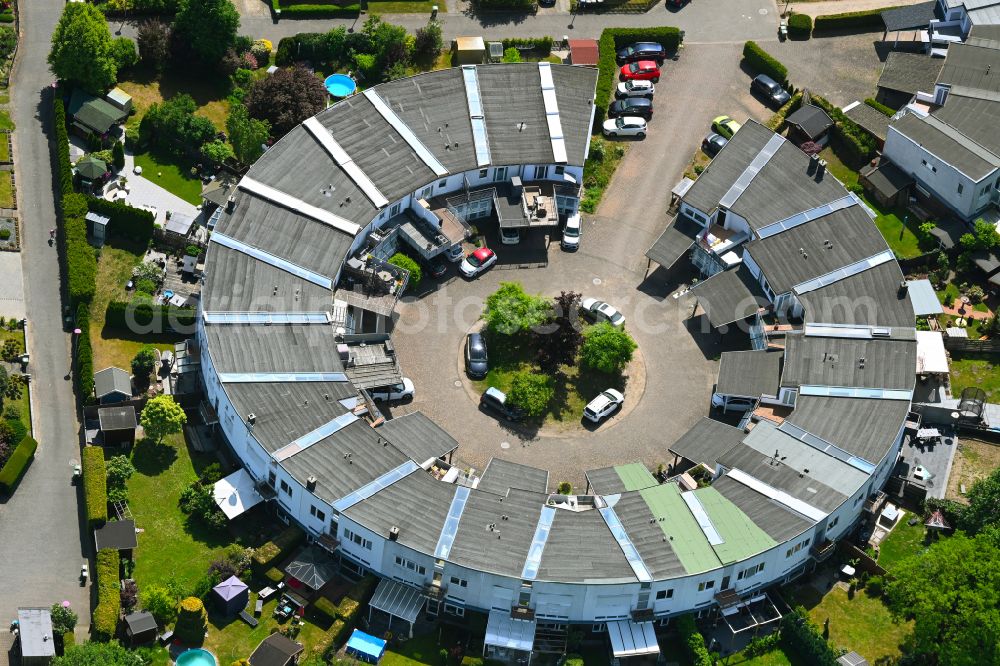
[693,486,777,564]
[639,484,721,575]
[615,463,658,492]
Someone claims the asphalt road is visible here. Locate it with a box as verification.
[0,0,92,627]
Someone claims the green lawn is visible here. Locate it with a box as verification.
[581,136,628,214]
[0,171,13,208]
[0,135,10,163]
[725,651,794,666]
[134,151,204,205]
[0,327,30,432]
[0,108,14,131]
[365,0,441,12]
[877,512,933,571]
[867,200,925,259]
[950,353,1000,402]
[785,583,911,663]
[818,147,859,189]
[383,626,468,666]
[204,597,333,665]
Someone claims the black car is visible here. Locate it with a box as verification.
[465,333,488,378]
[480,387,525,421]
[616,42,667,65]
[751,74,791,108]
[425,256,448,279]
[702,132,728,156]
[608,98,654,120]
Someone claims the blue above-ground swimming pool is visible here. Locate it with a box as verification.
[175,649,218,666]
[325,73,357,98]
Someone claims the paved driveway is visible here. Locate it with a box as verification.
[0,252,25,320]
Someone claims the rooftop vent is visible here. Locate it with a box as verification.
[899,280,909,295]
[389,526,400,541]
[816,159,827,179]
[226,196,236,213]
[247,413,256,426]
[306,475,317,491]
[858,357,866,369]
[808,154,819,175]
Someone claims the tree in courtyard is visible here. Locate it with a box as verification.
[201,139,234,165]
[502,47,522,63]
[507,371,554,417]
[130,345,157,385]
[137,19,171,73]
[49,603,78,635]
[171,0,239,66]
[959,468,1000,534]
[362,15,412,73]
[105,454,135,503]
[141,584,178,625]
[226,103,270,167]
[884,527,1000,665]
[110,37,138,71]
[534,291,583,372]
[140,394,186,444]
[412,21,442,67]
[483,282,550,336]
[388,253,421,290]
[111,141,125,171]
[580,322,636,374]
[53,640,145,666]
[48,3,117,94]
[244,66,326,139]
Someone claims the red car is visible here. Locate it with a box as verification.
[620,60,661,83]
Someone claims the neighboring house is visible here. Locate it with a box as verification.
[934,0,1000,43]
[17,607,55,666]
[712,350,784,412]
[98,405,137,446]
[784,104,834,146]
[249,632,304,666]
[68,89,126,139]
[875,52,943,109]
[94,366,132,404]
[883,34,1000,221]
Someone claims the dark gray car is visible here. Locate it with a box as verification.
[608,98,654,120]
[465,333,488,378]
[751,74,791,108]
[616,42,667,64]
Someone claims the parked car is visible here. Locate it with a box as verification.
[480,386,525,421]
[615,80,655,99]
[712,393,756,411]
[616,42,668,64]
[620,61,661,83]
[583,389,625,423]
[702,132,729,157]
[445,245,464,263]
[459,247,497,278]
[500,227,521,245]
[712,115,742,139]
[561,213,582,251]
[370,377,415,402]
[465,333,488,379]
[751,74,791,108]
[602,117,647,139]
[608,98,654,120]
[425,256,448,279]
[581,297,625,327]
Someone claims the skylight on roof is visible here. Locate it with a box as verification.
[718,133,785,210]
[211,233,333,289]
[434,486,471,559]
[793,250,896,294]
[333,460,420,513]
[799,385,913,400]
[680,492,725,545]
[756,195,859,239]
[302,117,389,208]
[363,89,448,176]
[273,412,360,461]
[239,177,361,236]
[538,62,568,165]
[521,505,557,580]
[599,506,653,582]
[203,312,331,325]
[726,469,827,522]
[219,372,348,383]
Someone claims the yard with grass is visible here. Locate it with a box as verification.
[581,136,628,214]
[90,243,177,371]
[133,151,204,205]
[0,327,30,431]
[818,146,858,189]
[365,0,441,11]
[118,70,230,132]
[867,199,925,259]
[949,353,1000,402]
[946,438,1000,501]
[204,597,332,665]
[0,135,10,163]
[876,511,932,571]
[785,581,912,663]
[0,171,13,208]
[0,108,13,131]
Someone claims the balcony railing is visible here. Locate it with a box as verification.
[811,539,836,562]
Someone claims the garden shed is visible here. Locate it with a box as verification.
[249,632,304,666]
[785,104,834,145]
[86,211,110,247]
[123,611,158,646]
[75,155,109,194]
[568,39,599,66]
[454,36,486,64]
[94,518,138,557]
[98,405,137,446]
[104,87,134,115]
[16,607,55,666]
[94,367,132,404]
[212,575,249,616]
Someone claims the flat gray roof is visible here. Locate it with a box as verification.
[477,458,550,496]
[613,490,688,579]
[845,103,890,142]
[781,335,917,391]
[797,260,915,328]
[933,93,1000,167]
[891,112,998,181]
[99,406,137,431]
[377,412,461,466]
[668,417,747,467]
[682,121,775,216]
[447,488,544,578]
[711,474,815,542]
[938,39,1000,94]
[878,52,942,94]
[206,323,345,374]
[716,350,783,398]
[645,215,702,269]
[692,265,770,328]
[786,394,910,463]
[535,508,634,583]
[17,608,55,658]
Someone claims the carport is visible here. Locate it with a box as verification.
[483,610,536,665]
[690,266,770,329]
[906,279,944,316]
[645,215,702,274]
[606,620,660,660]
[881,2,938,47]
[367,578,425,638]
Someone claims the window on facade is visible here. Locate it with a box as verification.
[493,167,508,182]
[958,183,964,195]
[478,168,488,179]
[268,471,276,487]
[698,580,715,592]
[419,186,433,200]
[979,184,990,197]
[922,159,937,174]
[279,479,291,496]
[555,165,565,175]
[394,556,426,575]
[439,179,448,188]
[389,202,401,216]
[309,505,326,522]
[449,576,468,587]
[655,589,673,600]
[533,166,547,180]
[343,528,372,550]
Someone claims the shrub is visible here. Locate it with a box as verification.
[677,615,712,666]
[82,446,108,529]
[580,322,636,373]
[274,2,361,17]
[787,13,812,38]
[92,550,121,641]
[252,525,306,572]
[105,454,136,503]
[502,47,522,63]
[811,95,877,165]
[174,597,207,645]
[474,0,535,9]
[814,7,900,32]
[179,480,227,531]
[264,566,284,584]
[104,300,196,334]
[142,584,178,625]
[507,371,554,417]
[595,27,682,125]
[865,97,895,117]
[0,436,37,495]
[387,253,421,289]
[557,481,572,495]
[744,632,780,657]
[0,229,10,241]
[501,36,553,56]
[85,197,156,242]
[780,608,839,666]
[131,345,157,383]
[867,575,884,596]
[313,595,338,623]
[742,41,788,88]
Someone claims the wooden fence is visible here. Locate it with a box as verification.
[944,337,1000,354]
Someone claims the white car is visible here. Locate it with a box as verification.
[584,389,625,423]
[459,247,497,278]
[602,117,647,139]
[616,80,655,99]
[370,378,414,402]
[581,297,625,328]
[561,213,581,251]
[445,245,464,263]
[500,227,521,245]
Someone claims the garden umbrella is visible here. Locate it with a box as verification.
[76,155,108,181]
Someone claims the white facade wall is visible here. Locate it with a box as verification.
[679,203,711,227]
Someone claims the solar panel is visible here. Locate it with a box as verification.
[332,460,420,512]
[363,89,448,176]
[520,505,557,580]
[778,421,873,469]
[219,372,348,383]
[434,486,471,559]
[599,506,653,582]
[756,195,859,239]
[203,312,331,325]
[272,412,360,461]
[718,133,785,210]
[793,250,895,295]
[239,177,361,236]
[799,385,913,401]
[211,233,333,289]
[303,117,390,208]
[680,492,724,546]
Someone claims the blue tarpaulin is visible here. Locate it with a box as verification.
[346,629,387,664]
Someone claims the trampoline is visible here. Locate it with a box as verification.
[325,74,357,98]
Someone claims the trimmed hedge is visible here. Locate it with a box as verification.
[85,197,155,244]
[54,100,73,200]
[742,41,788,88]
[812,94,877,165]
[104,300,196,334]
[814,7,900,32]
[82,446,108,529]
[865,97,895,117]
[766,91,804,131]
[274,0,360,16]
[595,27,682,125]
[788,13,812,38]
[677,615,712,666]
[92,550,120,641]
[780,608,839,666]
[251,525,306,572]
[264,566,284,584]
[76,303,94,402]
[174,597,208,644]
[501,37,554,56]
[335,574,376,620]
[0,436,38,495]
[312,595,338,623]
